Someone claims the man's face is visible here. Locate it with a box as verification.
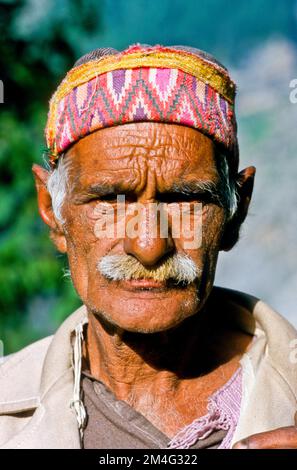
[56,122,227,333]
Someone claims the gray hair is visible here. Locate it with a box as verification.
[47,154,69,225]
[47,152,238,224]
[216,153,238,219]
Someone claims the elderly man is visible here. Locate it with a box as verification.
[0,44,296,449]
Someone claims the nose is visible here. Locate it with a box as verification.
[123,204,174,267]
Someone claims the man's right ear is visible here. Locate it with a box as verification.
[32,164,67,253]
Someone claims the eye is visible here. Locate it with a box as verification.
[97,193,137,204]
[100,194,118,202]
[158,193,209,204]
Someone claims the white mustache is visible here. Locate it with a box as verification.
[97,253,201,285]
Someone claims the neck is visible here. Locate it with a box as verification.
[82,294,252,438]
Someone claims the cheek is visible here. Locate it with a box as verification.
[199,206,225,281]
[177,205,225,287]
[202,205,226,249]
[66,204,113,251]
[63,207,114,297]
[175,205,225,253]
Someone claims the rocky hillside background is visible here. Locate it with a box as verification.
[216,39,297,326]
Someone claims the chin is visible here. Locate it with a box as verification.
[90,287,201,334]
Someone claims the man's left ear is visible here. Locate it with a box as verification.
[220,166,256,251]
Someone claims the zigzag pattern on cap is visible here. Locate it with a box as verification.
[45,44,238,168]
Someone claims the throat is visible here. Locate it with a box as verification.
[82,310,249,439]
[78,285,255,443]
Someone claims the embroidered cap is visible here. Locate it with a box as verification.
[45,44,239,171]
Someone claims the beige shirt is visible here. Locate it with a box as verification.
[0,286,296,449]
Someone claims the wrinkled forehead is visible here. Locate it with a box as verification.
[66,122,218,186]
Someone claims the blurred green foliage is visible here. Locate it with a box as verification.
[0,0,99,352]
[0,0,295,354]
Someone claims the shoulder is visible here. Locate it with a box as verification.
[0,335,53,410]
[213,286,297,398]
[212,285,297,338]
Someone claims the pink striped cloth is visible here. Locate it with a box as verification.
[167,367,242,449]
